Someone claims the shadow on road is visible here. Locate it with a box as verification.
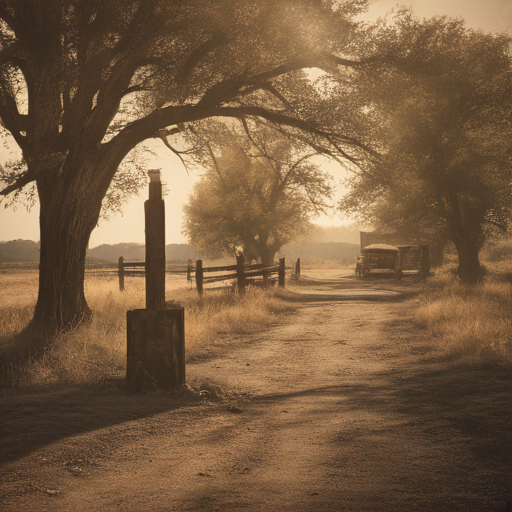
[0,382,201,464]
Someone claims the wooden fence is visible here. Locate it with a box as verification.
[117,254,290,294]
[117,257,145,292]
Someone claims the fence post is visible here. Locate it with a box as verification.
[145,169,166,310]
[187,259,193,282]
[278,257,286,288]
[196,259,203,295]
[419,245,431,279]
[236,253,246,295]
[295,258,301,279]
[263,266,269,288]
[118,256,125,291]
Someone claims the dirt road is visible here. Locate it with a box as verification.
[1,276,512,511]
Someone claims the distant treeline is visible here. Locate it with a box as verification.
[1,239,360,264]
[0,240,201,263]
[0,240,40,262]
[87,243,201,262]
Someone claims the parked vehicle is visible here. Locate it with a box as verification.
[355,244,400,276]
[356,243,428,278]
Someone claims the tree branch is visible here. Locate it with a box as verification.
[197,53,364,110]
[156,130,190,176]
[0,168,35,196]
[180,33,228,100]
[188,124,226,187]
[0,4,34,48]
[210,106,379,160]
[121,83,150,98]
[0,151,66,196]
[237,82,292,109]
[79,2,160,146]
[0,80,29,154]
[104,101,378,179]
[246,53,364,85]
[239,117,279,164]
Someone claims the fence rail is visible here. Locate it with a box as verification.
[193,255,286,295]
[112,255,291,294]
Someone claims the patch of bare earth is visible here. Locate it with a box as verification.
[1,275,511,511]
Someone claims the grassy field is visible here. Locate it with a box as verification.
[0,267,292,391]
[1,252,512,391]
[416,260,512,364]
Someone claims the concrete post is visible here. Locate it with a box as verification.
[126,307,185,391]
[145,169,165,310]
[126,169,186,392]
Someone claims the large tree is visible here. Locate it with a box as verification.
[341,10,512,283]
[183,122,334,264]
[0,0,372,347]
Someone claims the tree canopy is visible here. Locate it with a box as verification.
[183,121,334,264]
[0,0,371,344]
[340,10,512,282]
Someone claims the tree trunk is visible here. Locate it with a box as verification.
[255,232,276,267]
[27,170,104,349]
[430,240,446,268]
[452,235,483,284]
[260,249,276,267]
[445,194,485,285]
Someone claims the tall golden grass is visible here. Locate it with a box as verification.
[416,262,512,364]
[0,275,291,391]
[3,248,512,390]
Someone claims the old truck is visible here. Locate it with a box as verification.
[355,244,425,277]
[355,244,400,276]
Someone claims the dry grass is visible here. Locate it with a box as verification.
[179,287,289,356]
[4,246,512,390]
[416,263,512,364]
[0,274,291,392]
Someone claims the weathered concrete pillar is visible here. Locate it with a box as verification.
[145,169,166,310]
[126,169,186,392]
[126,307,185,391]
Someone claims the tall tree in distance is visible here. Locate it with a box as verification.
[341,9,512,283]
[0,0,371,346]
[183,121,334,265]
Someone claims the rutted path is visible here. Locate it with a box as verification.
[1,280,511,511]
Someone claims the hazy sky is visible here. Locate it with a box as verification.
[367,0,512,33]
[1,0,511,246]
